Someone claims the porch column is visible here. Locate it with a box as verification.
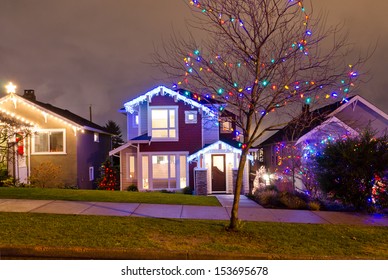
[194,168,208,195]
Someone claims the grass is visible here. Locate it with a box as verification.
[0,212,387,259]
[0,187,220,206]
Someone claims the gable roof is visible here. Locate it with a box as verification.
[187,140,254,162]
[259,95,388,146]
[258,96,358,146]
[0,94,110,134]
[120,85,217,118]
[295,116,359,145]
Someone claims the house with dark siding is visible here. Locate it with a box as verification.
[257,95,388,191]
[0,89,112,189]
[110,85,254,194]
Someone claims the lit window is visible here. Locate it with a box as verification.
[220,120,232,133]
[185,111,197,124]
[150,107,178,140]
[133,113,139,127]
[89,167,94,181]
[126,154,136,180]
[152,155,176,189]
[32,129,65,154]
[94,132,99,142]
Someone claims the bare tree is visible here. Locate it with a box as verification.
[0,114,32,184]
[154,0,364,230]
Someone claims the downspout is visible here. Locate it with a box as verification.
[27,135,31,183]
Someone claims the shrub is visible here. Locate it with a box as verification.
[315,130,388,211]
[279,191,308,209]
[127,185,138,192]
[0,177,17,188]
[29,162,63,188]
[64,185,79,190]
[160,189,175,194]
[182,186,193,195]
[255,190,280,207]
[308,201,321,211]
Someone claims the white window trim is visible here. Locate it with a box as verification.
[89,167,94,181]
[139,152,188,190]
[185,110,198,124]
[31,128,67,155]
[125,153,136,180]
[220,118,233,134]
[148,106,179,141]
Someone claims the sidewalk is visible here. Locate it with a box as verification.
[0,196,387,226]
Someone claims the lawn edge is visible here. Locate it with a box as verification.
[0,245,372,260]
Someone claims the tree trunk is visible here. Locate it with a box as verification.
[228,150,248,230]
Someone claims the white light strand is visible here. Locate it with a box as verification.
[187,140,253,162]
[124,86,217,118]
[0,95,84,133]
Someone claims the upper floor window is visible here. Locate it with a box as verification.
[94,132,100,142]
[149,106,178,140]
[133,113,139,127]
[220,119,233,133]
[32,129,66,154]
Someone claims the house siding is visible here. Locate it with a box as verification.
[335,101,388,137]
[127,113,138,141]
[139,102,148,135]
[29,125,78,188]
[202,114,219,145]
[119,146,138,190]
[76,131,111,189]
[139,95,203,154]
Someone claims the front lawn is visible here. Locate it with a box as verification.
[0,187,220,206]
[0,212,387,259]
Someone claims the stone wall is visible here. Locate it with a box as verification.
[194,168,208,195]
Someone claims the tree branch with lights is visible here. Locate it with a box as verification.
[154,0,366,230]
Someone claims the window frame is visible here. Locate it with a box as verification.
[148,106,179,141]
[31,128,66,155]
[89,167,94,181]
[220,120,233,134]
[140,152,188,190]
[94,132,100,143]
[185,110,198,124]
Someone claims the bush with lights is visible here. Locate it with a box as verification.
[315,130,388,211]
[97,159,119,191]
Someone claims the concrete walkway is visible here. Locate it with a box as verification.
[0,196,387,226]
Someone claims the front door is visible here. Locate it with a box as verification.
[211,154,226,192]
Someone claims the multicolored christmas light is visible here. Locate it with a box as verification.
[175,0,358,107]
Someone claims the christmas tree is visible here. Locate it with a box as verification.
[98,160,118,191]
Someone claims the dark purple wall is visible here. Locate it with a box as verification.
[77,131,111,189]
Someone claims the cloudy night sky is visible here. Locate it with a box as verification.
[1,0,387,136]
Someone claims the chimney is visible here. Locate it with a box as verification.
[23,89,36,101]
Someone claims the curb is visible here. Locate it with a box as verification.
[0,246,353,260]
[0,246,264,260]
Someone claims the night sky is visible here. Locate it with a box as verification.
[1,0,387,136]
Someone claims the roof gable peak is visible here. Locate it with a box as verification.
[123,85,217,117]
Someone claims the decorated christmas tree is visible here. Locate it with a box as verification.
[98,160,118,191]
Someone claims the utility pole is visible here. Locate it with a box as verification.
[89,104,92,122]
